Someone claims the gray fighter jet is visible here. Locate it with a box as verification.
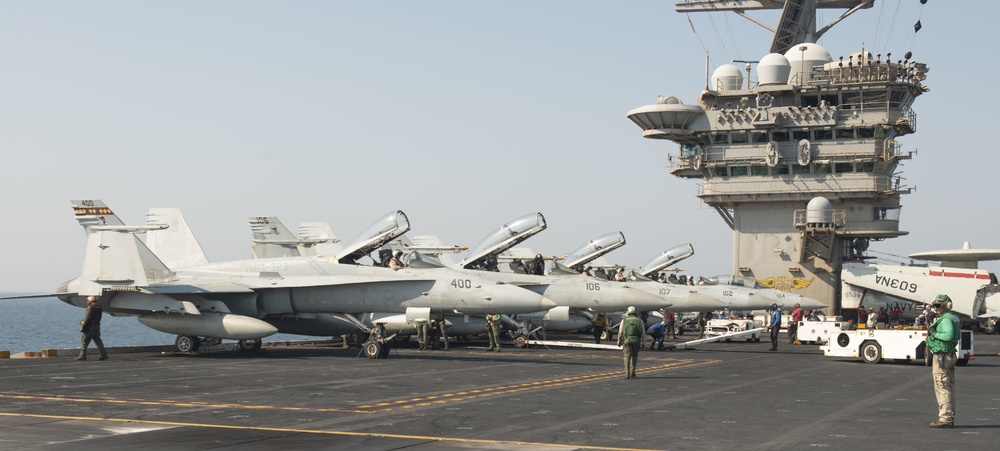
[37,200,554,354]
[447,213,670,316]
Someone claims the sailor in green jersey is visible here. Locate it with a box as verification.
[616,306,645,379]
[926,294,961,429]
[486,313,502,352]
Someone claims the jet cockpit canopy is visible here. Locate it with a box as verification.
[562,231,626,271]
[337,210,410,264]
[636,243,695,278]
[459,212,546,269]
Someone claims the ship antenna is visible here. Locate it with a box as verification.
[704,52,710,90]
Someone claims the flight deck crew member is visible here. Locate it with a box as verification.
[414,318,430,350]
[616,306,645,378]
[388,250,405,271]
[591,312,609,344]
[867,307,878,330]
[927,294,961,428]
[768,303,781,352]
[788,303,803,344]
[436,317,449,350]
[486,313,502,352]
[665,310,677,339]
[77,296,108,361]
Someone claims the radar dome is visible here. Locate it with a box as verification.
[806,196,834,224]
[656,96,683,105]
[711,64,743,92]
[757,53,791,85]
[784,43,832,86]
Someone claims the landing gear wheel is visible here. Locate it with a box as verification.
[600,329,611,342]
[379,342,391,358]
[347,331,366,348]
[956,358,970,366]
[175,335,200,353]
[513,334,529,349]
[364,341,383,359]
[861,342,882,364]
[237,338,262,353]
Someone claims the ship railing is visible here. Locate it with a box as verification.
[812,63,926,87]
[697,175,902,196]
[792,209,847,229]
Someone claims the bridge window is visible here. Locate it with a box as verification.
[836,128,855,140]
[730,166,749,177]
[711,133,729,144]
[751,165,770,176]
[801,95,820,107]
[792,130,809,141]
[813,129,833,141]
[750,131,769,143]
[821,94,839,106]
[859,162,875,172]
[774,165,790,175]
[857,127,876,139]
[814,162,832,174]
[873,207,901,221]
[712,166,729,177]
[771,130,790,141]
[791,165,810,174]
[834,162,854,173]
[730,132,748,144]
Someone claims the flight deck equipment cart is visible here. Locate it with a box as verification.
[820,327,973,365]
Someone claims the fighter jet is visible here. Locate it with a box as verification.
[33,200,555,354]
[628,245,828,312]
[447,213,670,316]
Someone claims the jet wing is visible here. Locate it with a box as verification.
[0,292,67,300]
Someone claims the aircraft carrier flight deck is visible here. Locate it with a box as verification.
[1,335,998,450]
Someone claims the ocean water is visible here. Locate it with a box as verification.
[0,294,304,354]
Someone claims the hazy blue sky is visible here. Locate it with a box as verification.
[2,1,995,292]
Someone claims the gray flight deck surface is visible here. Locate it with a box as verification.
[1,336,998,450]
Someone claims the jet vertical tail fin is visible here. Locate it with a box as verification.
[250,216,304,258]
[145,208,211,269]
[79,229,175,296]
[72,199,125,235]
[72,199,175,296]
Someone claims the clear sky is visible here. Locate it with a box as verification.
[2,1,996,293]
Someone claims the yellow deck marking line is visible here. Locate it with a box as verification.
[0,358,720,414]
[0,412,658,451]
[0,393,367,414]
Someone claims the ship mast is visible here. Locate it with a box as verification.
[675,0,875,53]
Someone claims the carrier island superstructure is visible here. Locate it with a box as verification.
[627,0,929,315]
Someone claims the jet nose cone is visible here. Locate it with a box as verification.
[626,286,673,310]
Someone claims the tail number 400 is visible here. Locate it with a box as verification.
[451,279,473,288]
